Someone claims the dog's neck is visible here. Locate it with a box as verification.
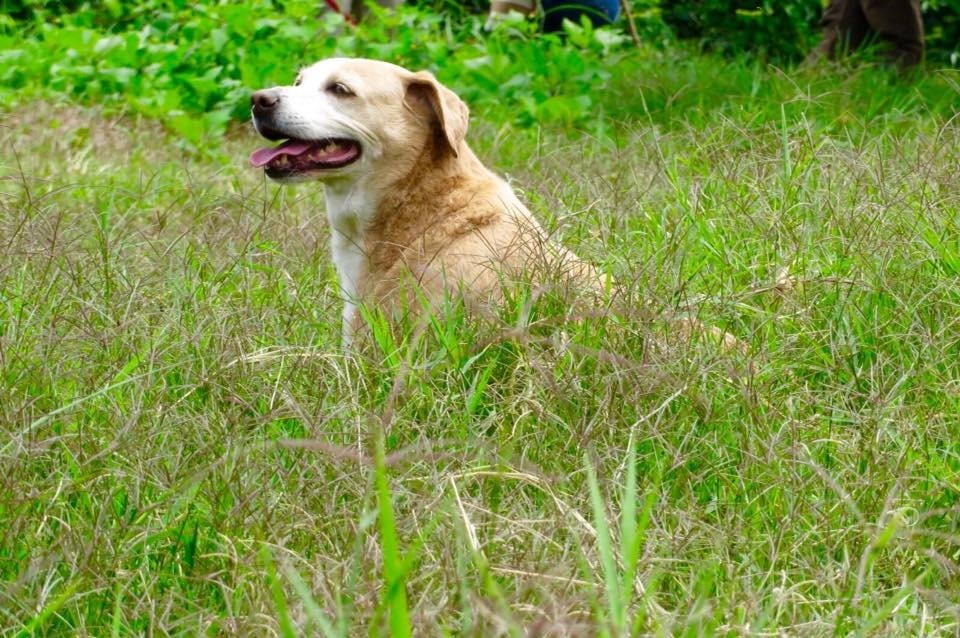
[367,144,486,254]
[321,144,486,344]
[323,179,376,237]
[323,179,377,346]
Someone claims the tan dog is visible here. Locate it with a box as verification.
[250,57,596,345]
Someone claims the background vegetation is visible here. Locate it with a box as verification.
[1,0,959,635]
[1,0,958,146]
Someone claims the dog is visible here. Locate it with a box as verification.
[250,57,598,345]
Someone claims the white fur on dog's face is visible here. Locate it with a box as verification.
[252,59,385,180]
[251,58,466,185]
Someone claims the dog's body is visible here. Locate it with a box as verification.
[251,58,594,343]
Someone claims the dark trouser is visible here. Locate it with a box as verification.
[813,0,924,67]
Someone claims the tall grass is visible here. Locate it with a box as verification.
[1,58,959,635]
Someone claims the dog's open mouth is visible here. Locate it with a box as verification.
[249,138,361,176]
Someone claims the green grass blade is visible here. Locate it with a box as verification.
[16,577,83,638]
[586,454,623,635]
[282,563,342,638]
[261,544,297,638]
[375,429,412,638]
[110,578,124,638]
[851,579,918,638]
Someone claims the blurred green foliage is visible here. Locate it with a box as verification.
[0,0,955,148]
[657,0,821,60]
[0,1,638,147]
[923,0,960,65]
[4,0,957,62]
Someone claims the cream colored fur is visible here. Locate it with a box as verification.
[252,57,596,345]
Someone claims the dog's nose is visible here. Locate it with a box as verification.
[251,90,280,116]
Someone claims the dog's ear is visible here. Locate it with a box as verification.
[405,71,469,158]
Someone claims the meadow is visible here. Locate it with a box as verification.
[2,3,960,636]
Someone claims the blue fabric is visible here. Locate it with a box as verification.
[540,0,620,32]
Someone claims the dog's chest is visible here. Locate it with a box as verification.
[324,185,377,337]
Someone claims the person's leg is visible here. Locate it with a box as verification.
[808,0,871,62]
[859,0,924,67]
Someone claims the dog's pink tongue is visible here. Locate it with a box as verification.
[249,140,313,168]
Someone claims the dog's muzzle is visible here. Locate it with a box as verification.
[248,90,362,178]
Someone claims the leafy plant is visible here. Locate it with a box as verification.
[658,0,822,61]
[0,2,645,148]
[923,0,960,65]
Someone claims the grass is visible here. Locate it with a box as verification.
[1,56,960,636]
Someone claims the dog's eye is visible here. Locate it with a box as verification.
[326,82,354,98]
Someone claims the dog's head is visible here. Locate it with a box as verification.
[250,58,469,184]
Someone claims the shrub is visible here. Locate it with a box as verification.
[656,0,960,65]
[657,0,822,61]
[924,0,960,65]
[0,2,633,146]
